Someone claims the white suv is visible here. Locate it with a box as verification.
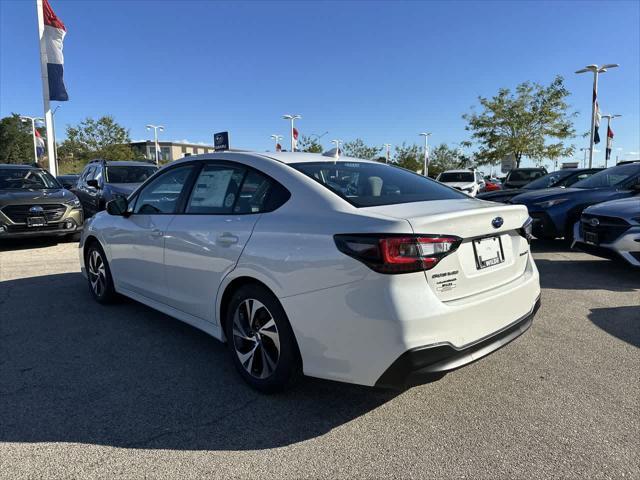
[436,169,485,197]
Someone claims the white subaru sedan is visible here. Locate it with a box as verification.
[80,152,540,392]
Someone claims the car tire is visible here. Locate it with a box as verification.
[225,284,301,393]
[85,242,117,304]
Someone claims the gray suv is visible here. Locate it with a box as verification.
[73,159,158,218]
[0,164,84,239]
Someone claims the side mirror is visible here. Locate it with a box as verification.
[106,197,129,216]
[87,179,100,189]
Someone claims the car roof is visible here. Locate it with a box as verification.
[0,164,42,169]
[511,167,546,171]
[88,159,158,167]
[441,169,474,173]
[169,151,380,166]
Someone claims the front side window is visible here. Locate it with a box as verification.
[106,165,157,184]
[0,168,60,190]
[573,164,640,189]
[133,165,194,214]
[186,165,245,214]
[291,161,465,208]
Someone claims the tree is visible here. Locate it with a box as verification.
[58,115,140,162]
[463,75,576,168]
[428,143,472,178]
[342,138,381,160]
[391,143,423,173]
[0,114,34,164]
[297,134,323,153]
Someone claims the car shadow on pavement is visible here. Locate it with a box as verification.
[588,306,640,348]
[534,258,640,292]
[0,237,76,252]
[0,272,400,451]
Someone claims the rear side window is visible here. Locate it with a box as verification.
[186,165,245,214]
[291,161,465,207]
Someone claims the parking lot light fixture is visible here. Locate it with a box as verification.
[270,134,283,152]
[282,114,301,152]
[146,124,165,165]
[575,63,619,168]
[419,132,432,177]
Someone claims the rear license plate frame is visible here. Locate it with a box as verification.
[472,235,505,270]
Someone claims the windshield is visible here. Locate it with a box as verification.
[291,161,466,207]
[0,168,61,190]
[105,165,157,184]
[438,172,474,183]
[572,164,640,189]
[524,170,574,189]
[506,170,545,182]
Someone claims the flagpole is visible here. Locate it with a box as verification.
[588,71,598,169]
[36,0,58,177]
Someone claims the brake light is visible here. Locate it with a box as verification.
[334,234,461,274]
[518,217,533,243]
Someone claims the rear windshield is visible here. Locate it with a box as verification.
[438,172,474,182]
[0,168,61,190]
[572,163,640,189]
[507,170,546,182]
[105,165,157,184]
[290,161,466,207]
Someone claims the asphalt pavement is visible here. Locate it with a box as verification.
[0,237,638,479]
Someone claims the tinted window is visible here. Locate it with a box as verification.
[186,165,245,214]
[106,165,157,184]
[0,168,60,190]
[291,161,466,207]
[524,170,574,189]
[507,170,545,182]
[572,164,640,189]
[439,172,474,182]
[82,166,96,183]
[234,169,290,214]
[134,165,194,214]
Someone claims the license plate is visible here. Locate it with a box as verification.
[27,216,47,227]
[473,236,504,270]
[584,231,598,245]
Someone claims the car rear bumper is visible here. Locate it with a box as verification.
[375,296,540,388]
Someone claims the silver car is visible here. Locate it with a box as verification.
[573,197,640,267]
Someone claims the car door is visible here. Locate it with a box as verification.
[75,165,94,216]
[105,163,197,303]
[163,162,284,322]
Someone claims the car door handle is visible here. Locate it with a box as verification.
[217,233,239,245]
[150,228,163,238]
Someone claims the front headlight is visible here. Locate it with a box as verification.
[534,198,568,208]
[66,198,82,208]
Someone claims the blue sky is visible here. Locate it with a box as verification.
[1,0,639,168]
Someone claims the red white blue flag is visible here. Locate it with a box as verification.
[292,127,299,151]
[35,129,45,157]
[605,125,614,161]
[43,0,68,101]
[593,89,600,144]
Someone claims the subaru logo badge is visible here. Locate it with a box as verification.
[492,217,504,229]
[590,218,599,227]
[29,205,44,214]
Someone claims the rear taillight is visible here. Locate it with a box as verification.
[518,217,533,243]
[334,234,461,274]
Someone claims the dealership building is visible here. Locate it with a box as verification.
[129,141,217,163]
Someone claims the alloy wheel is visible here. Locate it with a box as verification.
[87,249,106,297]
[232,298,281,379]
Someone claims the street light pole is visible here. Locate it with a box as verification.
[270,134,283,151]
[600,114,621,168]
[383,143,391,163]
[419,132,432,176]
[146,124,164,165]
[575,63,619,168]
[282,114,301,152]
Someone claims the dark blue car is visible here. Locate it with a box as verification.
[510,162,640,240]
